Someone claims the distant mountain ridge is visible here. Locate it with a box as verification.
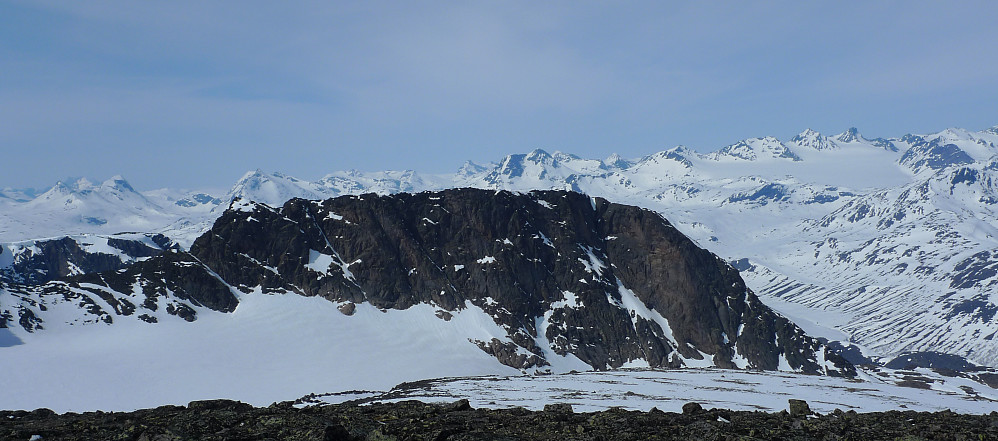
[2,124,998,367]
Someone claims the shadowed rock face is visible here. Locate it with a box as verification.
[0,234,176,285]
[1,249,237,329]
[187,189,851,374]
[885,351,982,372]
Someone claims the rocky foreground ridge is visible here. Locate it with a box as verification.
[3,398,996,441]
[2,189,851,374]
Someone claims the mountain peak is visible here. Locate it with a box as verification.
[182,188,848,373]
[898,138,974,174]
[235,169,269,184]
[58,177,96,192]
[488,149,564,184]
[793,128,821,140]
[714,137,801,161]
[99,175,136,193]
[525,148,554,162]
[36,177,99,199]
[938,127,972,139]
[669,145,696,155]
[835,127,864,143]
[552,151,582,162]
[792,129,837,151]
[636,148,695,171]
[49,180,73,193]
[599,153,631,170]
[457,160,488,177]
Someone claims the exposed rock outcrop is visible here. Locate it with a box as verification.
[3,399,996,441]
[187,189,849,373]
[0,234,177,285]
[1,189,852,375]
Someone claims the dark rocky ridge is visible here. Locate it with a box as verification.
[3,399,996,441]
[2,189,852,375]
[885,351,984,372]
[1,249,236,329]
[899,137,975,174]
[188,189,849,373]
[0,234,177,285]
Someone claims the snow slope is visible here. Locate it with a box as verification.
[0,290,521,412]
[2,287,992,413]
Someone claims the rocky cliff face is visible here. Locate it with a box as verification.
[0,234,177,285]
[189,189,850,374]
[1,189,852,375]
[1,249,236,331]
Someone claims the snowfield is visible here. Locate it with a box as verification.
[2,288,995,414]
[309,368,998,415]
[0,291,519,413]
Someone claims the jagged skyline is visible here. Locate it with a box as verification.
[3,123,993,194]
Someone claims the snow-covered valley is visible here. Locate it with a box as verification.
[0,291,521,412]
[2,288,994,414]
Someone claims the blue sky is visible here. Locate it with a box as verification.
[2,1,997,190]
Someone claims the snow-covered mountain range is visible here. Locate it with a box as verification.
[0,175,218,244]
[2,124,998,409]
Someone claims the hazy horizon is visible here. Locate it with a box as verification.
[3,1,997,190]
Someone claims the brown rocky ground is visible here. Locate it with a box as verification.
[2,398,997,441]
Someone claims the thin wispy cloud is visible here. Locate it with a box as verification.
[2,1,996,190]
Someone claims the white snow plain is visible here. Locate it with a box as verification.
[3,288,995,415]
[311,368,998,415]
[0,292,520,413]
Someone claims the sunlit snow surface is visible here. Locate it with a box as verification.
[5,278,994,415]
[0,177,218,243]
[9,289,994,415]
[311,369,998,414]
[0,292,520,413]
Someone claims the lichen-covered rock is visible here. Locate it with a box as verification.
[682,402,704,415]
[2,400,996,441]
[788,399,812,417]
